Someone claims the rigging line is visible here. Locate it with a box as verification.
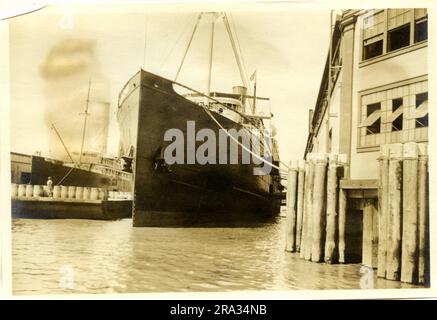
[174,81,273,162]
[174,13,203,81]
[51,123,76,164]
[207,13,216,97]
[222,13,247,88]
[79,80,92,165]
[81,111,109,152]
[56,166,75,186]
[222,13,253,113]
[224,16,277,158]
[158,14,196,72]
[228,12,252,95]
[172,81,246,118]
[143,13,148,69]
[171,82,288,171]
[198,102,287,173]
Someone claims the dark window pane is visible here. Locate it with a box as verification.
[392,98,403,111]
[20,172,31,184]
[416,92,428,108]
[388,24,410,52]
[392,114,403,131]
[415,115,428,128]
[363,40,383,60]
[415,92,428,128]
[367,102,381,116]
[366,118,381,135]
[415,20,428,42]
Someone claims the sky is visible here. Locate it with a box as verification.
[8,3,331,163]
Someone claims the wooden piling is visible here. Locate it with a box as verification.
[304,154,315,261]
[325,154,338,264]
[386,143,402,281]
[377,145,389,278]
[285,160,298,252]
[311,153,328,262]
[296,160,305,252]
[300,159,310,259]
[417,143,428,284]
[363,199,377,268]
[338,154,348,263]
[401,142,419,283]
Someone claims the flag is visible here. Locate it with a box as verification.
[250,70,257,82]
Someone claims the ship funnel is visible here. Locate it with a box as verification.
[232,86,247,96]
[232,86,247,113]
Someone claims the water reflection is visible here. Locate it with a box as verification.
[12,218,419,295]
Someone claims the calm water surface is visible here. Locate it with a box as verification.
[12,217,418,295]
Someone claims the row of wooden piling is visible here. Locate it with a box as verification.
[285,142,429,285]
[285,153,347,264]
[377,142,429,284]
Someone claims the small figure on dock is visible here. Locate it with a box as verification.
[46,176,53,197]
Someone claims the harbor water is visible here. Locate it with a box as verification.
[12,216,418,295]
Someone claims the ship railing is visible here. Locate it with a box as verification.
[61,161,132,180]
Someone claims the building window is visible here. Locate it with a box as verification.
[362,9,427,61]
[367,118,381,135]
[391,98,403,131]
[387,9,412,52]
[364,35,383,60]
[392,97,403,111]
[392,114,403,131]
[367,102,380,116]
[415,8,428,43]
[387,24,410,52]
[415,19,428,42]
[415,92,428,128]
[362,10,385,60]
[361,102,382,135]
[416,115,428,128]
[20,172,31,184]
[359,80,428,148]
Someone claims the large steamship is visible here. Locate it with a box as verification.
[117,13,283,226]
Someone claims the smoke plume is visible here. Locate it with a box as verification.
[40,38,110,162]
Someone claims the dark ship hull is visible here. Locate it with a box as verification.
[117,70,281,227]
[11,152,131,192]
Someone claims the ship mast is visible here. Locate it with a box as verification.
[79,80,91,165]
[174,12,253,111]
[207,13,217,97]
[51,123,75,164]
[222,13,253,114]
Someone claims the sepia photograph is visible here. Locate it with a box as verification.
[0,0,435,300]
